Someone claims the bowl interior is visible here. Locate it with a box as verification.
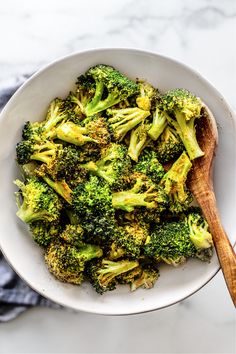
[0,49,235,315]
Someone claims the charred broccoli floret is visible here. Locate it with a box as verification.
[155,125,185,163]
[160,152,193,213]
[59,224,84,247]
[86,258,139,294]
[135,150,165,184]
[112,220,150,258]
[148,104,168,141]
[119,264,159,291]
[80,143,131,188]
[78,64,139,116]
[45,242,103,285]
[16,140,62,165]
[136,80,158,111]
[162,89,204,160]
[107,107,150,141]
[144,210,213,265]
[29,221,61,247]
[42,175,72,204]
[187,209,213,261]
[14,177,62,223]
[128,123,149,162]
[112,173,167,212]
[144,220,195,266]
[72,176,116,243]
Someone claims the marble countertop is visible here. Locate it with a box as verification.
[0,0,235,353]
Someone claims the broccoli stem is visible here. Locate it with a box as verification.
[148,109,168,141]
[16,207,47,224]
[84,81,104,116]
[43,176,72,204]
[175,112,204,160]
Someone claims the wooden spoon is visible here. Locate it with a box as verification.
[187,103,236,306]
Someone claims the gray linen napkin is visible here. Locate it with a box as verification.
[0,78,60,322]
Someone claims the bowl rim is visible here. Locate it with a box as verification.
[0,47,235,315]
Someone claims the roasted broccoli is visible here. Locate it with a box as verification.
[78,64,139,116]
[119,264,159,291]
[86,258,139,294]
[14,65,213,295]
[112,173,167,212]
[162,89,204,160]
[136,80,158,111]
[112,220,150,258]
[144,220,196,266]
[29,221,61,247]
[128,123,149,162]
[148,104,168,141]
[160,152,193,213]
[16,140,62,165]
[60,224,84,247]
[154,125,185,163]
[134,149,165,184]
[144,210,213,265]
[14,177,62,223]
[80,143,131,188]
[107,107,150,141]
[187,209,213,261]
[45,242,103,285]
[72,176,116,243]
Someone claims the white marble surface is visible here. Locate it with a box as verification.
[0,0,236,353]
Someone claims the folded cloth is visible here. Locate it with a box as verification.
[0,78,60,323]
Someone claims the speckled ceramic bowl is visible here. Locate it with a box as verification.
[0,48,235,315]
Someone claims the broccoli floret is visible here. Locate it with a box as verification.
[160,152,193,213]
[45,242,103,285]
[42,175,72,204]
[144,210,213,265]
[162,89,204,160]
[187,210,213,261]
[14,177,62,224]
[112,173,166,212]
[80,143,131,188]
[36,146,84,181]
[106,242,126,260]
[112,220,150,258]
[127,265,159,291]
[155,125,185,163]
[79,64,139,116]
[29,221,61,247]
[16,140,62,166]
[135,150,165,184]
[107,107,150,141]
[22,121,44,142]
[86,258,139,294]
[63,91,85,122]
[72,176,116,243]
[148,104,168,141]
[136,80,159,111]
[128,123,149,162]
[60,224,85,247]
[43,98,68,136]
[56,121,98,146]
[144,220,196,266]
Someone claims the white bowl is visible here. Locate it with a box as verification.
[0,48,235,315]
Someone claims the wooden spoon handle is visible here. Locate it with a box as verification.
[197,189,236,306]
